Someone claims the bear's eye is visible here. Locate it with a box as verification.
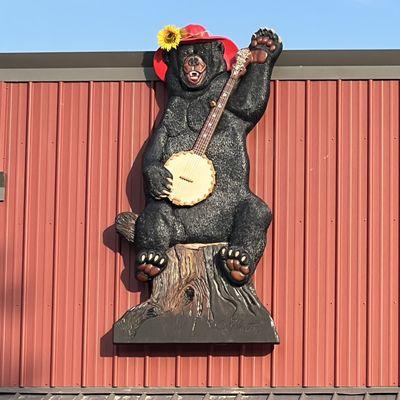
[195,48,205,57]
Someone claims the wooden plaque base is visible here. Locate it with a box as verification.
[113,243,279,344]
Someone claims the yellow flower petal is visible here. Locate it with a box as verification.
[157,25,182,51]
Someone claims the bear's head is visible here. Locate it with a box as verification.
[164,41,227,93]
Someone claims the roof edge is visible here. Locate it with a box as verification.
[0,50,399,81]
[1,386,400,396]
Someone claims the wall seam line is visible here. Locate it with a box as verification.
[302,79,310,387]
[18,82,32,388]
[270,79,279,388]
[366,79,373,387]
[111,81,125,387]
[334,79,342,387]
[49,81,63,387]
[81,81,94,388]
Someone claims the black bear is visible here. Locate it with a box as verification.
[122,24,282,286]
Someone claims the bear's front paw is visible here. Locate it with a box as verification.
[218,246,253,286]
[136,250,167,282]
[144,165,173,200]
[249,28,282,64]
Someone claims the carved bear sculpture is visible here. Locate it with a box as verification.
[119,26,282,286]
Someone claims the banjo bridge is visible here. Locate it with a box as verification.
[179,175,194,183]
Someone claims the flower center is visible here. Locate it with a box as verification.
[166,32,176,42]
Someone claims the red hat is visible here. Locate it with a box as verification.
[153,24,239,82]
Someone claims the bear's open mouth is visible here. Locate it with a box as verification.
[188,71,202,84]
[184,69,206,87]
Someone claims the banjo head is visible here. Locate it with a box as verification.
[164,151,216,206]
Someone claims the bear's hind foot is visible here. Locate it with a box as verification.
[136,251,167,283]
[219,246,253,286]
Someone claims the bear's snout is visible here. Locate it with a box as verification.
[183,54,207,87]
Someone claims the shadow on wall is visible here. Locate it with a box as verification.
[103,81,165,298]
[100,327,274,359]
[102,141,147,298]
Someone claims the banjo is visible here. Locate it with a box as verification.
[164,48,252,206]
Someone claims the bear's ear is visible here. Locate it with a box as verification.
[162,49,179,67]
[163,51,171,65]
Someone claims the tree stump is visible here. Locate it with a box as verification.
[113,242,279,344]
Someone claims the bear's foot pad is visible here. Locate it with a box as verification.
[113,243,279,344]
[220,246,252,285]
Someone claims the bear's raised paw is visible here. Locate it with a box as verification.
[250,28,282,64]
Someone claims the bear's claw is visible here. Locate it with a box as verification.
[136,250,167,282]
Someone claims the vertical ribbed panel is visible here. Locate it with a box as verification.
[83,82,120,387]
[303,81,337,387]
[0,83,28,386]
[0,80,399,388]
[335,80,368,386]
[241,82,275,387]
[271,81,306,387]
[113,82,150,387]
[51,83,89,387]
[21,83,58,386]
[367,80,399,387]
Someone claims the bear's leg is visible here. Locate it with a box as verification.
[135,200,185,283]
[219,194,272,286]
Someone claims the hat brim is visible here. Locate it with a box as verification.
[153,36,238,82]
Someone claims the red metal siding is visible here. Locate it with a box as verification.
[0,80,399,388]
[335,80,369,386]
[269,81,306,387]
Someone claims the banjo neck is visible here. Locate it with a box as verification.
[192,48,252,156]
[192,76,237,155]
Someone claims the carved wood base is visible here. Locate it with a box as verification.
[113,243,279,344]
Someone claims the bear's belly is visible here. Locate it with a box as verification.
[172,167,251,243]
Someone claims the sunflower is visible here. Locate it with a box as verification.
[157,25,183,51]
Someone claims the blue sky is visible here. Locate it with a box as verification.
[0,0,399,52]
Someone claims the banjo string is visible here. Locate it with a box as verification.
[174,118,211,196]
[176,83,226,192]
[171,76,235,199]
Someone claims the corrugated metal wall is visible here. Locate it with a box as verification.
[0,80,399,388]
